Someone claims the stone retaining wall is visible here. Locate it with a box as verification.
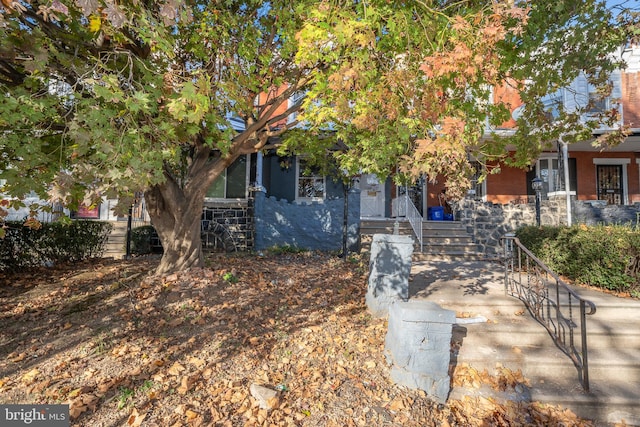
[454,198,567,257]
[455,198,640,256]
[573,201,640,226]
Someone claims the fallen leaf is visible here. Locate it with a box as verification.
[127,408,147,426]
[21,368,40,385]
[168,361,186,376]
[185,409,199,420]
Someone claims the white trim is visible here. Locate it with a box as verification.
[203,154,251,201]
[592,158,630,165]
[535,156,564,194]
[548,191,576,197]
[593,157,629,205]
[295,158,326,203]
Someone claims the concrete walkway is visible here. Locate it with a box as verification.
[409,258,640,427]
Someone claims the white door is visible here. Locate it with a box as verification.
[359,174,385,217]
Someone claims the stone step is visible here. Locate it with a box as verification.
[409,259,640,426]
[421,243,480,253]
[422,235,475,245]
[103,221,129,258]
[452,325,640,426]
[360,219,484,259]
[532,392,640,427]
[457,340,640,379]
[450,382,640,427]
[423,230,472,239]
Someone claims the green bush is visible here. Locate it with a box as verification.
[515,224,640,293]
[0,220,113,271]
[129,225,157,255]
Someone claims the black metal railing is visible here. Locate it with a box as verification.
[502,235,597,391]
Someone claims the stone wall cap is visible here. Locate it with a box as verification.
[389,300,456,324]
[372,234,415,245]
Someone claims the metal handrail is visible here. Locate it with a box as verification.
[502,235,597,391]
[131,197,150,229]
[403,194,423,252]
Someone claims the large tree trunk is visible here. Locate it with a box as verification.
[143,141,241,275]
[144,177,207,276]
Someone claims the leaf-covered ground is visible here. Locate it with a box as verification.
[0,252,600,426]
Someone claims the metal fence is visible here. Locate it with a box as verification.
[502,235,597,391]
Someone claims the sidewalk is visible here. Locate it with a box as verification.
[409,258,640,427]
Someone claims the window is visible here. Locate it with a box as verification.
[287,91,305,125]
[587,91,608,114]
[527,155,577,200]
[206,155,249,199]
[468,161,486,201]
[296,158,325,202]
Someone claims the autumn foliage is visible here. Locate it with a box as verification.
[0,253,599,426]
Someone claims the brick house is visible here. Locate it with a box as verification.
[9,45,640,256]
[477,45,640,209]
[360,44,640,227]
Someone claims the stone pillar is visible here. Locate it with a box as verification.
[365,234,414,318]
[384,300,456,404]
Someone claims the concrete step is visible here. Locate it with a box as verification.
[423,235,475,244]
[103,221,128,258]
[451,321,640,426]
[360,219,485,259]
[408,259,640,426]
[421,243,480,253]
[532,392,640,427]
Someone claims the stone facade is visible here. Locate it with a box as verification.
[454,198,568,256]
[201,201,254,252]
[573,201,640,227]
[455,197,640,256]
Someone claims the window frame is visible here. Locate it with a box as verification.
[595,158,630,205]
[531,154,577,200]
[586,90,609,115]
[204,154,251,201]
[295,158,326,203]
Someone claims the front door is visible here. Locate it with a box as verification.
[359,174,385,217]
[597,165,623,205]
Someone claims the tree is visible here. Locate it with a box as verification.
[0,0,632,274]
[283,0,632,196]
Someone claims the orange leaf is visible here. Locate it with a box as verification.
[127,408,147,426]
[185,409,199,420]
[168,361,186,376]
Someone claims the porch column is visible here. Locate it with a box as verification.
[561,138,572,226]
[254,151,266,192]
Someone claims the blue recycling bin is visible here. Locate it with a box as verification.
[428,206,444,221]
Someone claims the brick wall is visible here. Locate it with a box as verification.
[622,71,640,128]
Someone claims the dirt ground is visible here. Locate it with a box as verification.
[0,251,599,426]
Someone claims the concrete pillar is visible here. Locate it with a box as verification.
[365,234,414,318]
[384,300,456,404]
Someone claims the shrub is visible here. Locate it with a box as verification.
[129,225,157,255]
[515,224,640,293]
[0,220,113,271]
